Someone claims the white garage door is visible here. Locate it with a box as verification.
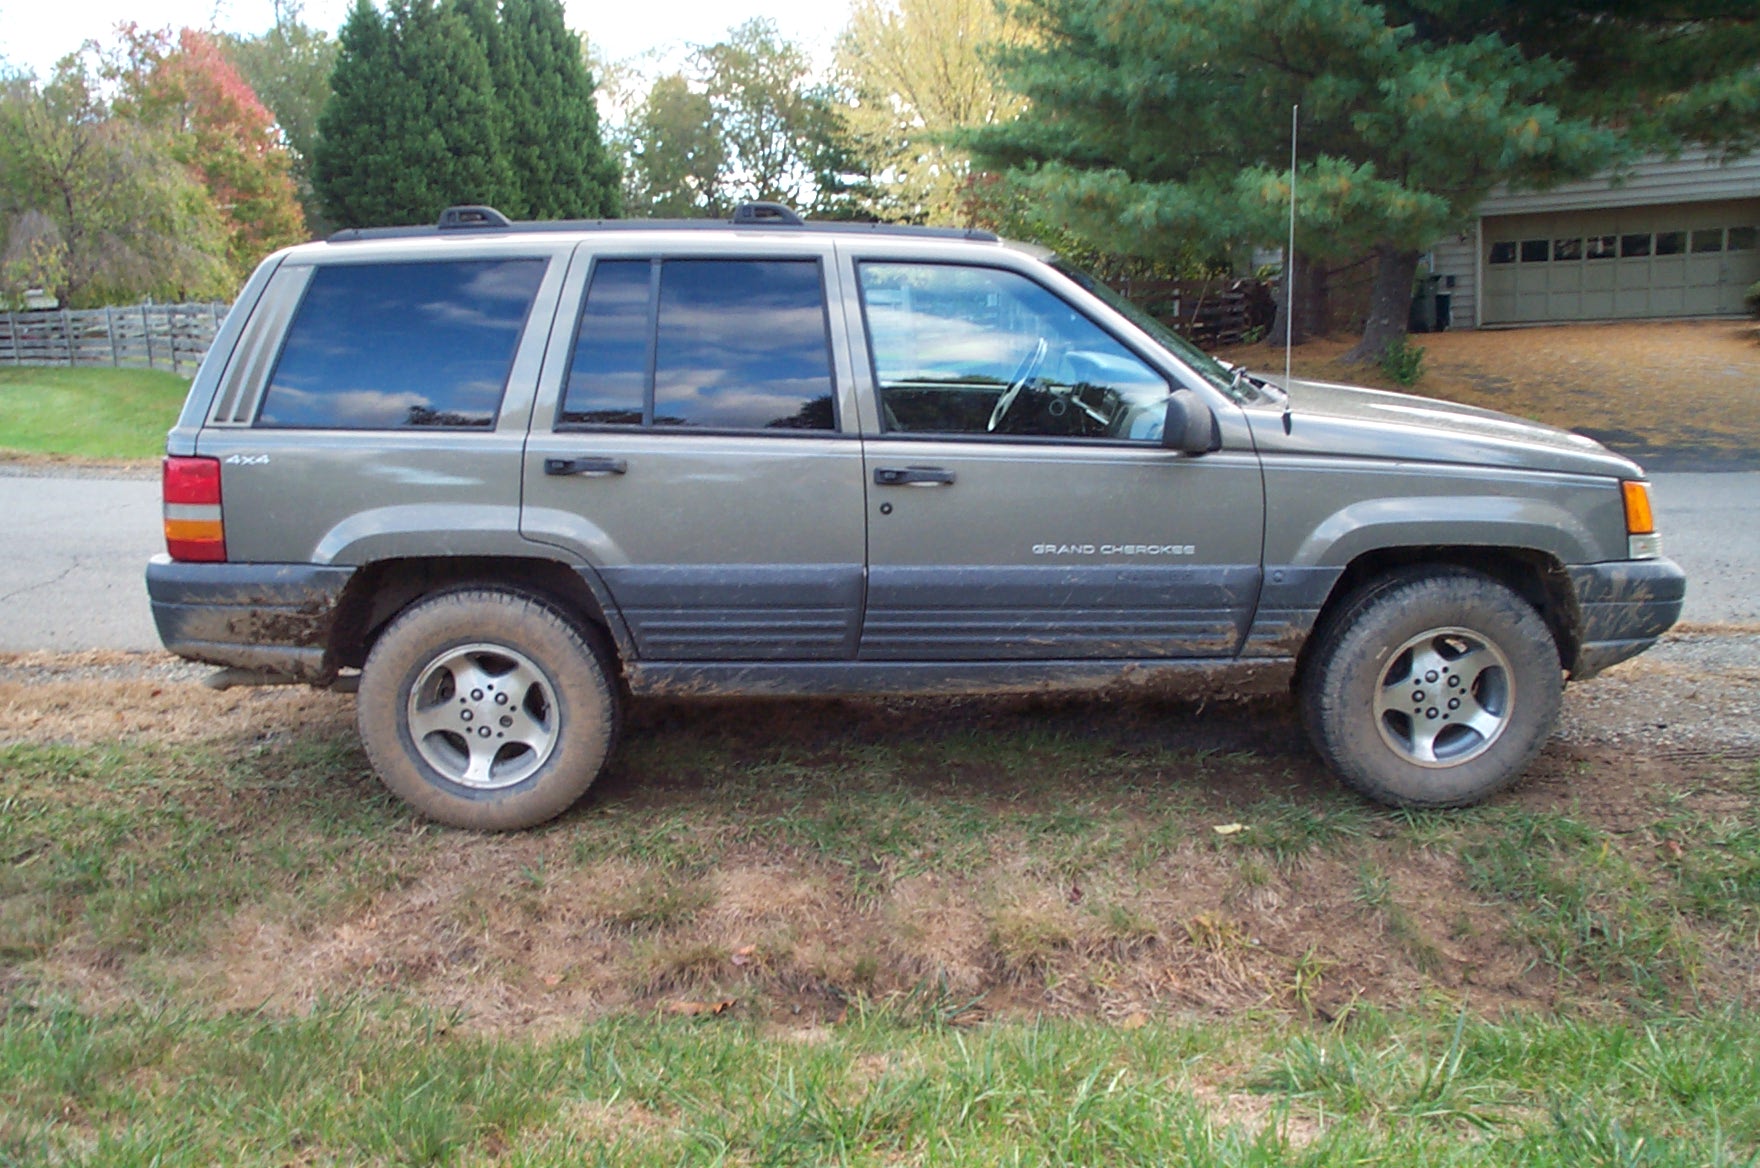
[1482,199,1760,324]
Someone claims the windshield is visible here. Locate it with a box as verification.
[1052,261,1255,402]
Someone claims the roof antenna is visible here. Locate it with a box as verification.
[1283,103,1297,436]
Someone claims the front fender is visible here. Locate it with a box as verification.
[1289,493,1602,568]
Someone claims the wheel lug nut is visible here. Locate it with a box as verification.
[495,693,508,705]
[1413,690,1425,702]
[1427,708,1439,718]
[460,710,473,722]
[471,689,484,701]
[1449,698,1460,710]
[1425,671,1438,682]
[500,715,513,728]
[478,726,491,738]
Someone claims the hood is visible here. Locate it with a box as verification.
[1242,377,1643,479]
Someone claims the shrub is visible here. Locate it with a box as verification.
[1745,280,1760,318]
[1379,337,1426,387]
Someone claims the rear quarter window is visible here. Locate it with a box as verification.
[257,258,546,429]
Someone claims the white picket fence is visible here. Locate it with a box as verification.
[0,303,229,376]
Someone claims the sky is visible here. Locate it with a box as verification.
[0,0,851,82]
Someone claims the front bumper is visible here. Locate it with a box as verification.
[145,556,354,681]
[1568,557,1687,680]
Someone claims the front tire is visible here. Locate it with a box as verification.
[357,588,620,830]
[1301,568,1562,808]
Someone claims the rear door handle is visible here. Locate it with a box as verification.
[544,456,627,477]
[874,465,956,487]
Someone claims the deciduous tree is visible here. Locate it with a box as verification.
[113,26,307,277]
[0,63,230,306]
[623,73,726,216]
[222,0,340,231]
[619,21,865,220]
[834,0,1026,224]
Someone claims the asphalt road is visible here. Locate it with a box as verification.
[0,469,1754,653]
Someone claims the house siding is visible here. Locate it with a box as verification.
[1429,232,1478,330]
[1479,149,1760,217]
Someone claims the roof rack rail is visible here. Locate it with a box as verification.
[731,201,803,226]
[327,210,1001,244]
[438,204,512,230]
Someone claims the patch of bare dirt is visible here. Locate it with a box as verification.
[1219,319,1760,469]
[0,453,158,478]
[0,650,352,746]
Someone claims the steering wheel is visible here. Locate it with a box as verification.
[986,338,1049,433]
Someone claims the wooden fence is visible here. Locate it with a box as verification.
[1108,277,1273,349]
[0,303,229,376]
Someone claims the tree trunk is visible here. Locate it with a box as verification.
[1265,248,1326,349]
[1342,243,1420,364]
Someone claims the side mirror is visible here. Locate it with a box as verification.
[1162,388,1221,454]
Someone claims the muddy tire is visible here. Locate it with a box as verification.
[357,588,620,830]
[1301,568,1562,808]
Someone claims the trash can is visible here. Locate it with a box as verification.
[1409,274,1441,333]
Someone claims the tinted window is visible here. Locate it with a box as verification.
[1586,235,1617,260]
[857,262,1170,441]
[1520,239,1549,263]
[559,258,835,432]
[562,260,651,425]
[1553,237,1582,261]
[654,260,834,430]
[1621,233,1652,258]
[1729,227,1757,251]
[259,259,544,429]
[1692,229,1725,253]
[1488,241,1516,265]
[1655,230,1686,256]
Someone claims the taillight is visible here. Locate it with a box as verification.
[163,456,226,562]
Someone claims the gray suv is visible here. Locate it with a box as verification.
[146,203,1685,829]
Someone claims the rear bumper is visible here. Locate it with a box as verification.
[145,556,354,681]
[1568,558,1686,680]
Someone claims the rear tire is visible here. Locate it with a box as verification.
[357,588,620,830]
[1301,568,1561,808]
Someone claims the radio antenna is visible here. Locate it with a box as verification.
[1283,103,1297,434]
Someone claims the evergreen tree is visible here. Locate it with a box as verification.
[494,0,619,218]
[314,0,515,228]
[974,0,1753,359]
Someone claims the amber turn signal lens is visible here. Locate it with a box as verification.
[1621,480,1655,535]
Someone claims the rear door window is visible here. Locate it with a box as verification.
[258,258,546,429]
[560,257,836,432]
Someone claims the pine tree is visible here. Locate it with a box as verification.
[974,0,1738,359]
[495,0,619,218]
[314,0,516,228]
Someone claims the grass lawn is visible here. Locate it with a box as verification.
[4,670,1760,1164]
[0,366,189,461]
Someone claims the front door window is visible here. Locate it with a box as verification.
[857,262,1170,441]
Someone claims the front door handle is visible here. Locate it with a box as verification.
[874,465,956,487]
[544,456,628,477]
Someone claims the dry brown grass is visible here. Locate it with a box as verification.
[8,645,1760,1035]
[1220,318,1760,466]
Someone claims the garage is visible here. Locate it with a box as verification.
[1429,150,1760,329]
[1481,199,1760,324]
